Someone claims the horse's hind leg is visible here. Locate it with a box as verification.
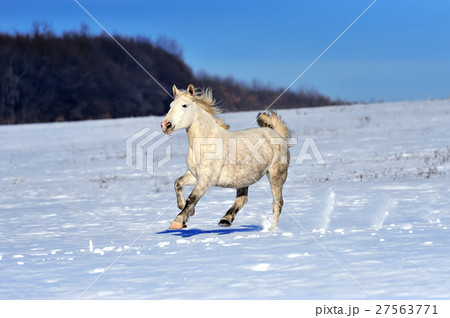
[267,163,288,229]
[218,187,248,227]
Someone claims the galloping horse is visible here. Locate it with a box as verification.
[161,84,290,230]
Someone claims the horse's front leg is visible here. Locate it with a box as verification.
[174,170,197,214]
[169,175,215,230]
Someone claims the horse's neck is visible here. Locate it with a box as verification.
[186,111,224,145]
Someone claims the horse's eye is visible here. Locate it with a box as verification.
[182,104,187,108]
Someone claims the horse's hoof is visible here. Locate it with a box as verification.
[169,222,184,230]
[189,208,195,216]
[218,219,232,227]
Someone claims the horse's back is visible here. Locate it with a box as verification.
[229,127,281,139]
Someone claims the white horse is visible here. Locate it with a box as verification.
[161,84,290,230]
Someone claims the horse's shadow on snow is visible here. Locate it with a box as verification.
[156,225,263,238]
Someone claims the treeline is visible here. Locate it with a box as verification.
[0,25,344,125]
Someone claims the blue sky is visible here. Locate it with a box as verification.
[1,0,449,102]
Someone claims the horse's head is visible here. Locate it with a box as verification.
[161,84,196,134]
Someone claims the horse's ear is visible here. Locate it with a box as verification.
[172,85,179,97]
[187,84,195,96]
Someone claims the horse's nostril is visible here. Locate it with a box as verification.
[167,122,172,128]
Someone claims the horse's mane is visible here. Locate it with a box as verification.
[181,87,230,130]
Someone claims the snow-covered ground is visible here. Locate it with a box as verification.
[1,100,449,299]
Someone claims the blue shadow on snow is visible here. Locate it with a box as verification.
[156,225,263,238]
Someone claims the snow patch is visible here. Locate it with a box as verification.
[313,228,327,234]
[157,242,170,248]
[89,268,106,274]
[319,190,335,230]
[261,217,276,232]
[200,237,217,243]
[222,243,241,247]
[45,280,58,283]
[93,249,104,255]
[373,200,397,229]
[251,263,270,272]
[400,224,412,230]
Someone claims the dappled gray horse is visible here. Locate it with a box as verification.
[161,84,290,230]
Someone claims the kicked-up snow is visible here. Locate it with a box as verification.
[0,100,449,299]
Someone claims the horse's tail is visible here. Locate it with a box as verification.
[256,111,290,144]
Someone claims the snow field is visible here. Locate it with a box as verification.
[0,99,449,299]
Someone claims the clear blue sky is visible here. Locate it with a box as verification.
[2,0,450,102]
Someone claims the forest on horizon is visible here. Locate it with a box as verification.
[0,24,346,125]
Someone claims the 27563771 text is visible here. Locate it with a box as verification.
[315,304,439,317]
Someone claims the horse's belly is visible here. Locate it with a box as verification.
[216,164,268,188]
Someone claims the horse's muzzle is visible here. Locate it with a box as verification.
[161,120,173,134]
